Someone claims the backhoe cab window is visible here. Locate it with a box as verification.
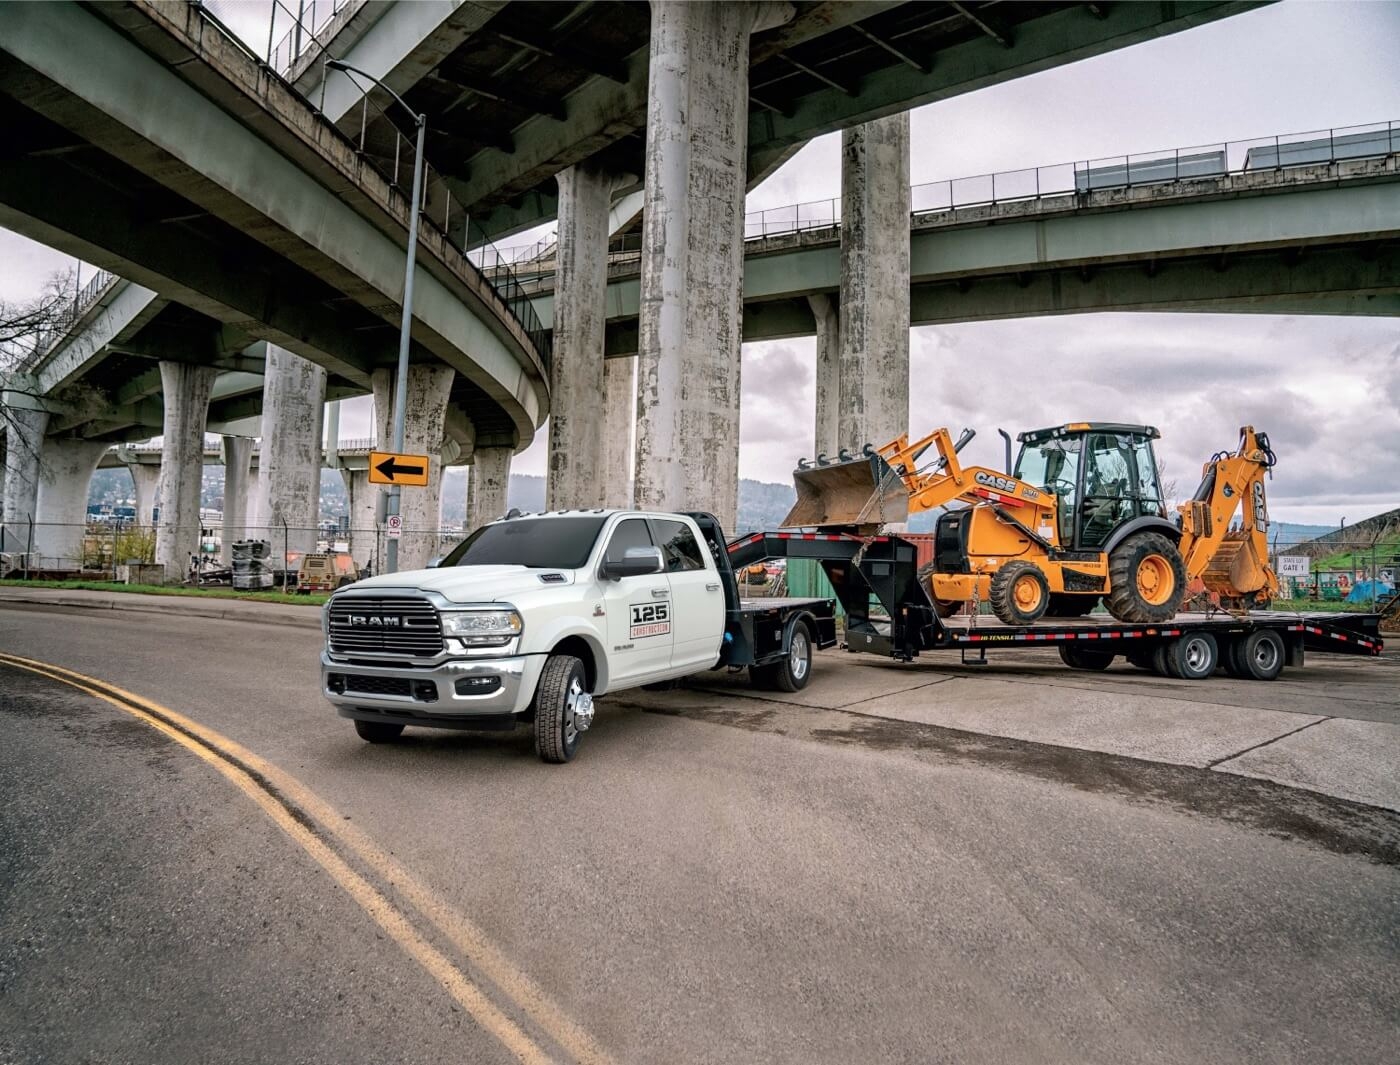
[1081,434,1135,548]
[442,516,607,570]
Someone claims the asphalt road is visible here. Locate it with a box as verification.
[2,603,1398,1064]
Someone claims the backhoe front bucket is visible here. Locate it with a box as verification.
[782,452,910,529]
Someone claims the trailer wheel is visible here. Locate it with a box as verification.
[1105,533,1187,623]
[1126,648,1155,671]
[1165,632,1218,680]
[1058,645,1114,670]
[1151,644,1172,676]
[1220,640,1247,678]
[533,654,590,763]
[354,720,404,743]
[989,562,1050,626]
[1233,629,1285,682]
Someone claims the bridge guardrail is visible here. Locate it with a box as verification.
[193,0,551,369]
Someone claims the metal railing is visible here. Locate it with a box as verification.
[189,2,551,367]
[27,269,121,364]
[743,119,1400,239]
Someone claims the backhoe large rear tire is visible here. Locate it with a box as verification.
[989,562,1050,626]
[1105,533,1187,624]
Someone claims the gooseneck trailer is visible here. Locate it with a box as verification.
[727,531,1384,681]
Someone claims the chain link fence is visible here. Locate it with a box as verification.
[1271,538,1399,613]
[0,520,474,589]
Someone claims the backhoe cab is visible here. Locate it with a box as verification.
[783,422,1277,626]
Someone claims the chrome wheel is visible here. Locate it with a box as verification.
[1252,639,1280,673]
[790,630,810,681]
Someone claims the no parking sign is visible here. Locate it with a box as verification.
[385,514,403,540]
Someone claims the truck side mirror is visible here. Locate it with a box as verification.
[602,545,665,581]
[426,556,444,568]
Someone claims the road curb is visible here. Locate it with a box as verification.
[0,590,322,630]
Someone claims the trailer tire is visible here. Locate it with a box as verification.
[1166,632,1218,680]
[990,562,1050,626]
[1220,640,1247,678]
[1047,594,1097,617]
[1105,533,1187,623]
[1058,645,1115,670]
[1234,629,1285,682]
[772,621,814,692]
[354,720,404,743]
[1151,644,1172,676]
[533,654,589,764]
[1126,648,1155,670]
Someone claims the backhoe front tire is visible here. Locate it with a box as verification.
[1105,533,1187,624]
[989,562,1050,626]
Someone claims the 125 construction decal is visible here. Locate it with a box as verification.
[630,603,670,639]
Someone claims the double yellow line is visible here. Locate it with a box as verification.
[0,652,613,1065]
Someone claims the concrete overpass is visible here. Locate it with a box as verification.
[290,0,1267,238]
[514,143,1400,353]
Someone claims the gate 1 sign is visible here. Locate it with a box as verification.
[1276,555,1310,578]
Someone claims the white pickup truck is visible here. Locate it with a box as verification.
[321,510,836,762]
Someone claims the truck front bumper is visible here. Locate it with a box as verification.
[321,651,543,731]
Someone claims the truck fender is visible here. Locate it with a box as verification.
[529,618,612,694]
[1102,516,1182,555]
[782,610,821,653]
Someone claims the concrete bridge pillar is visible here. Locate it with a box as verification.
[153,361,218,581]
[340,467,379,574]
[838,113,910,454]
[220,436,253,565]
[126,462,160,527]
[372,365,454,571]
[34,438,108,568]
[1,404,48,554]
[808,293,839,460]
[253,346,326,556]
[603,355,636,507]
[547,162,613,510]
[634,1,771,531]
[467,447,511,533]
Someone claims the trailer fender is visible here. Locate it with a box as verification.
[1102,516,1183,555]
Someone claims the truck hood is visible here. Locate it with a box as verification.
[346,565,576,603]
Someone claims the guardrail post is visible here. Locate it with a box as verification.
[26,519,33,580]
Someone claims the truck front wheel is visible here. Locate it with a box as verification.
[534,654,591,764]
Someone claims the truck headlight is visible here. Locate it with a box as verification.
[440,608,523,646]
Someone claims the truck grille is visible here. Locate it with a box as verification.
[328,596,443,657]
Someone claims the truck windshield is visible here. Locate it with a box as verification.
[439,516,607,570]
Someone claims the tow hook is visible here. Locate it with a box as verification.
[573,691,595,732]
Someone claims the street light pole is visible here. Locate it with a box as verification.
[325,59,426,575]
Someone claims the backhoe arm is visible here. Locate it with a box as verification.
[1178,426,1280,605]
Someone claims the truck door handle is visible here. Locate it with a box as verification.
[651,588,669,599]
[705,582,720,591]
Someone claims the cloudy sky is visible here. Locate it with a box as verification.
[3,0,1397,525]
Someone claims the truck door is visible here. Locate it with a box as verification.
[599,517,674,685]
[651,517,724,671]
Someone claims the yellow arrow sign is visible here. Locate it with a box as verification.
[368,451,430,487]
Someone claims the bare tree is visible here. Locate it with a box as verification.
[0,268,76,371]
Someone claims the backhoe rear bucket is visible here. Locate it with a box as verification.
[782,452,911,529]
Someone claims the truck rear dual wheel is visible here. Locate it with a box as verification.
[749,621,813,692]
[1105,533,1188,624]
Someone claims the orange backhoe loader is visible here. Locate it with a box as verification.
[784,423,1279,626]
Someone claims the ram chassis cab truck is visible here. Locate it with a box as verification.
[321,510,837,762]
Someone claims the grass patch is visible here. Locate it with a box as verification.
[0,579,327,607]
[1267,598,1382,614]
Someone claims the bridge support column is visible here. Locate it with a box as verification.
[372,365,453,571]
[634,0,771,530]
[467,447,511,532]
[220,436,253,565]
[603,355,636,507]
[808,294,839,460]
[154,362,218,581]
[548,162,613,510]
[838,113,910,453]
[1,404,48,555]
[340,467,378,575]
[253,346,325,557]
[126,462,160,528]
[34,438,108,568]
